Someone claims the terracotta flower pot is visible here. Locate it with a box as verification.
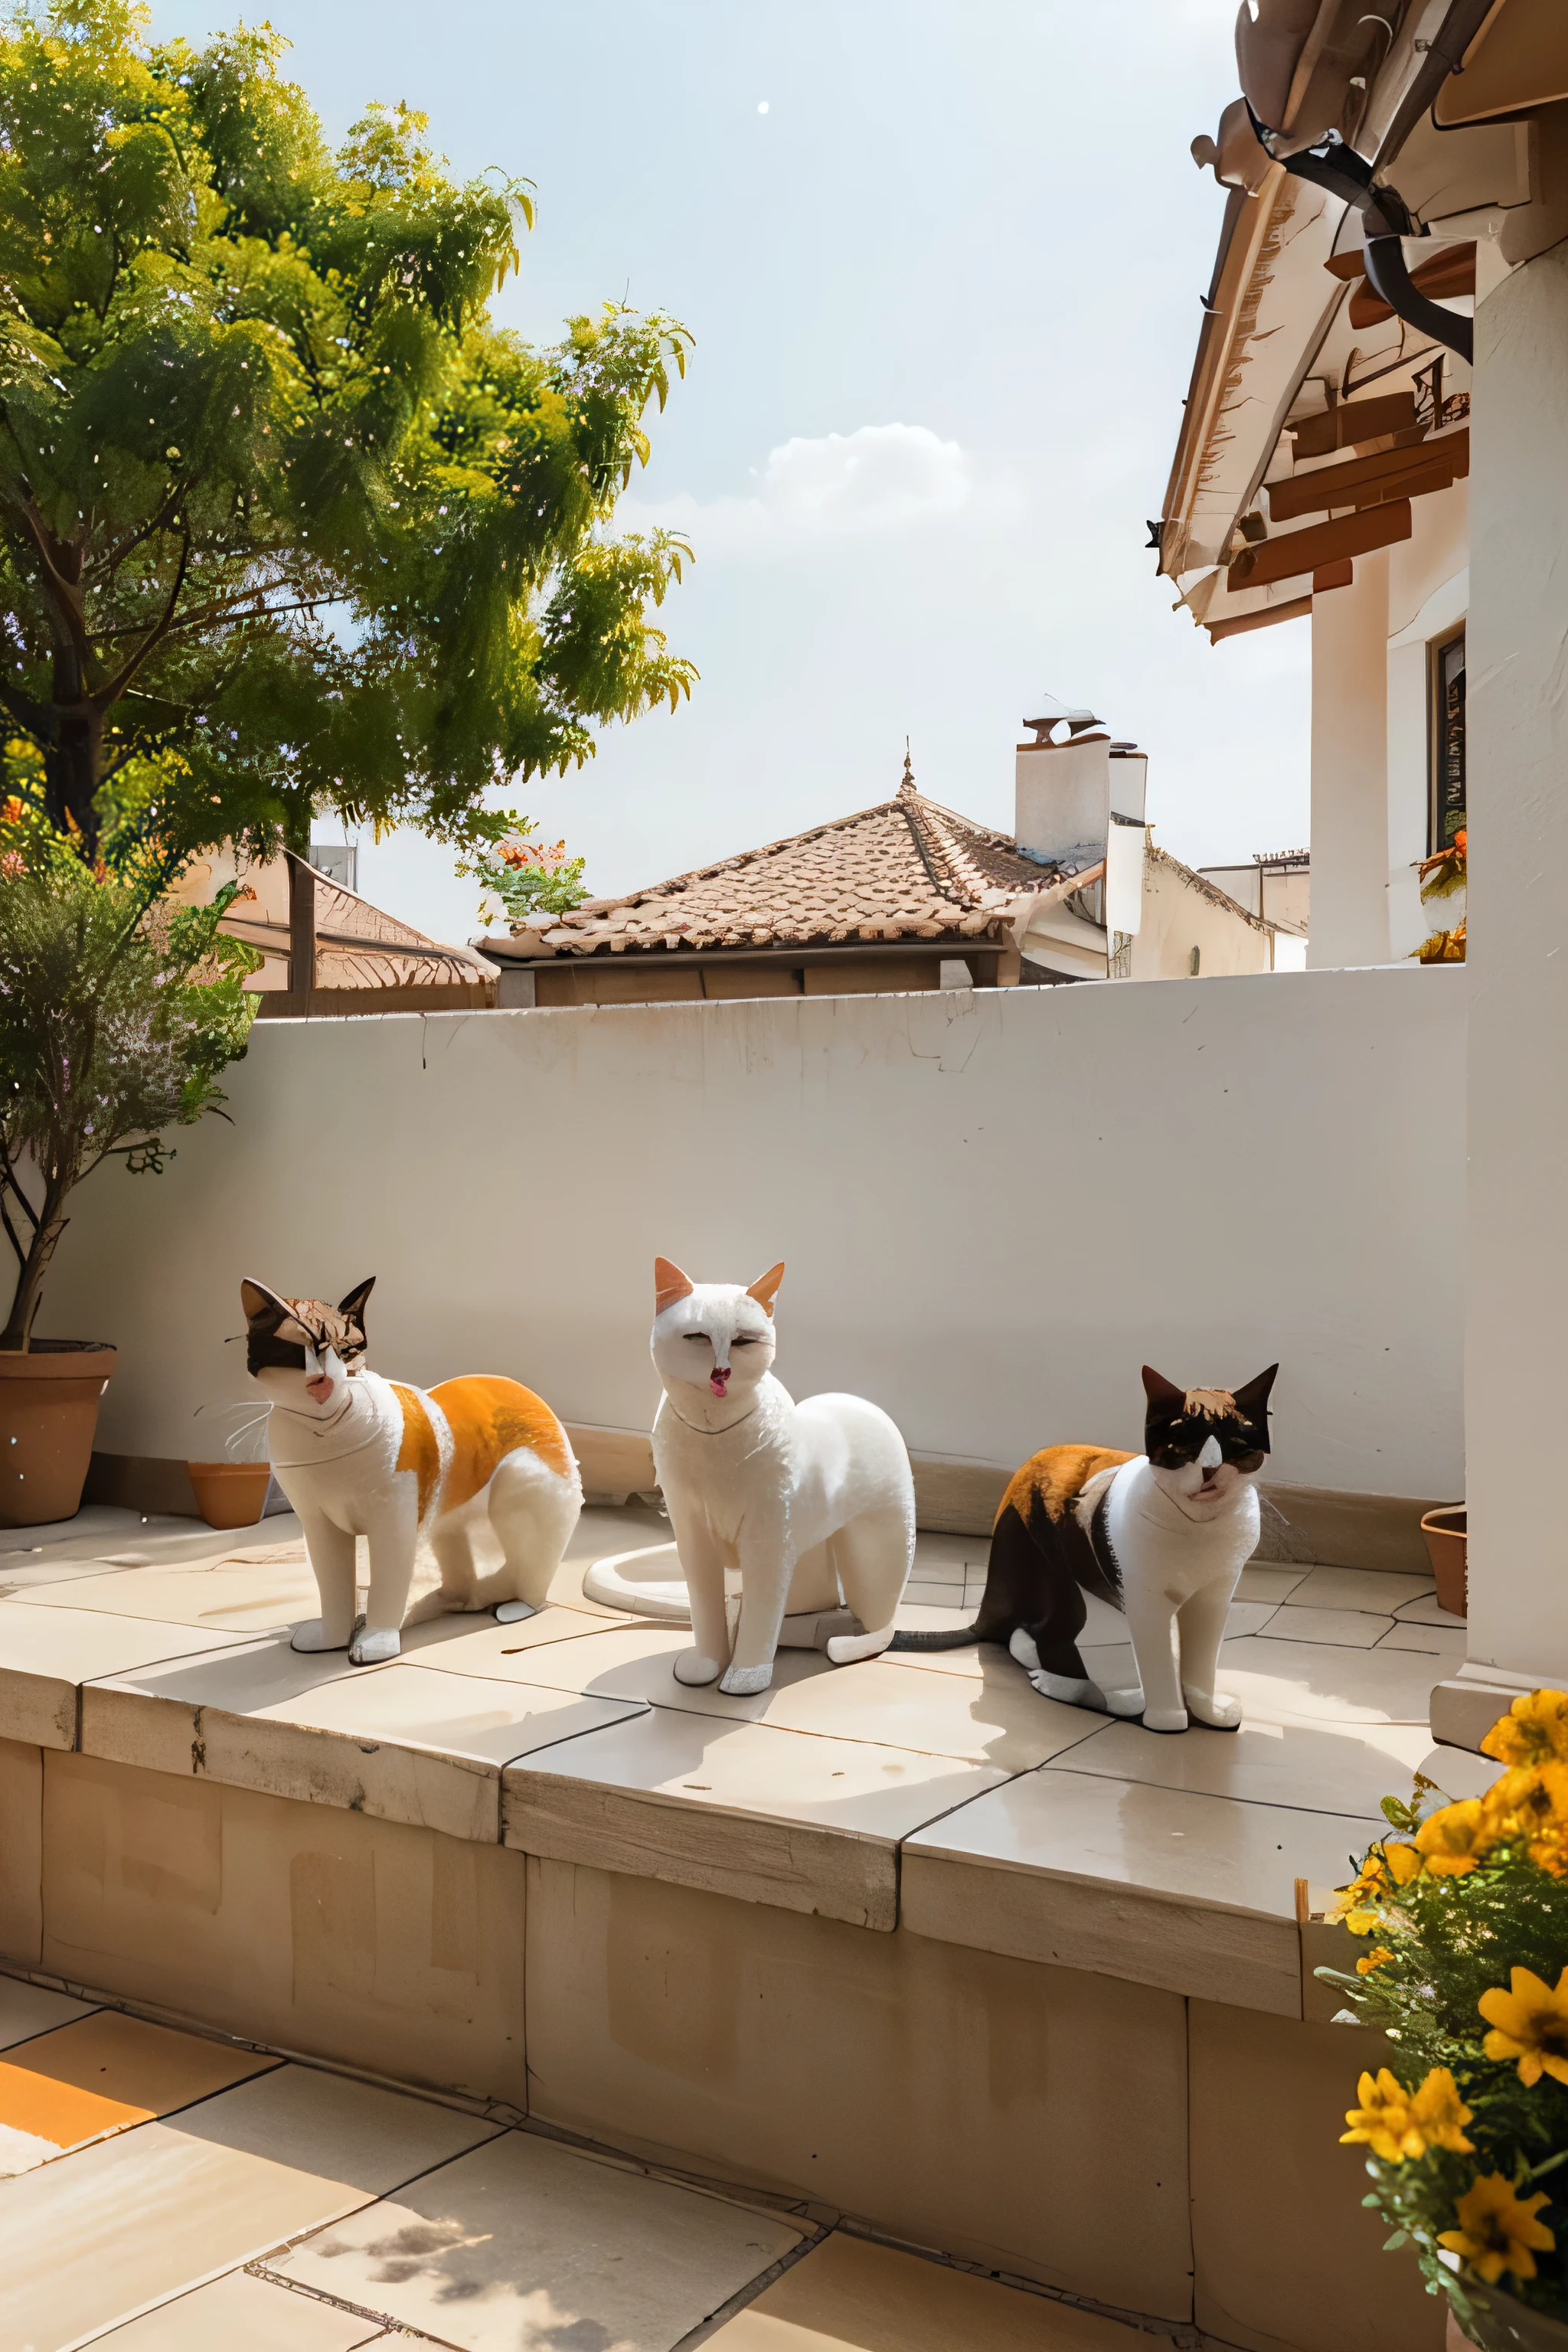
[0,1343,116,1529]
[1421,1504,1468,1617]
[187,1462,271,1531]
[1455,2278,1568,2350]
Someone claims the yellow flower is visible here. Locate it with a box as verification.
[1415,1798,1491,1877]
[1407,2068,1475,2154]
[1329,1852,1392,1935]
[1341,2066,1474,2161]
[1481,1762,1568,1876]
[1341,2069,1426,2161]
[1479,1965,1568,2087]
[1481,1690,1568,1770]
[1384,1841,1423,1885]
[1438,2174,1555,2285]
[1357,1945,1395,1975]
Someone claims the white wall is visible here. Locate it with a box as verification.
[44,974,1465,1501]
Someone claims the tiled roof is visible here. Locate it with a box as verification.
[508,769,1058,959]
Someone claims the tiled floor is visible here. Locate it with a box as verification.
[0,1501,1468,2000]
[0,1976,1129,2349]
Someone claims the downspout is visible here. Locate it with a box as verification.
[1244,0,1497,368]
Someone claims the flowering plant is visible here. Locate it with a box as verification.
[1325,1690,1568,2345]
[456,822,588,929]
[1413,828,1467,965]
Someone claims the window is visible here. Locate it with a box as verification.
[1430,629,1466,852]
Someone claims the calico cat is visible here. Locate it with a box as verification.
[891,1364,1277,1733]
[243,1277,582,1664]
[583,1259,915,1695]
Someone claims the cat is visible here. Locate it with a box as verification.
[242,1277,583,1665]
[891,1364,1278,1733]
[582,1258,915,1696]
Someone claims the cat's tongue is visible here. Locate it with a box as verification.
[710,1368,730,1397]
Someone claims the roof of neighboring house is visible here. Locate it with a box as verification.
[496,763,1058,962]
[1149,842,1274,932]
[220,854,497,993]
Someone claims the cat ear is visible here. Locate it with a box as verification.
[746,1263,786,1318]
[1141,1365,1185,1410]
[1231,1364,1279,1419]
[337,1276,375,1327]
[654,1257,694,1315]
[240,1277,290,1325]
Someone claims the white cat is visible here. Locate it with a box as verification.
[583,1259,915,1696]
[243,1278,582,1665]
[890,1367,1277,1733]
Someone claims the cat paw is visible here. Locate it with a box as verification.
[718,1661,773,1696]
[1027,1668,1108,1712]
[350,1627,400,1666]
[1008,1628,1041,1671]
[1184,1688,1242,1730]
[1102,1684,1147,1717]
[290,1619,351,1655]
[671,1650,724,1687]
[494,1600,537,1625]
[1142,1704,1190,1733]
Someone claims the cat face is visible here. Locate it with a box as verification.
[649,1257,782,1415]
[241,1277,374,1418]
[1141,1363,1277,1511]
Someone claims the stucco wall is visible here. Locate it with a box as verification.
[41,969,1465,1500]
[1129,850,1273,980]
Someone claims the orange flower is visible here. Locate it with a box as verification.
[1356,1945,1395,1976]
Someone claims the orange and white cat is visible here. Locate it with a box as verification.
[243,1278,582,1665]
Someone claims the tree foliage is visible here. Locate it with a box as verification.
[0,792,259,1345]
[0,0,694,867]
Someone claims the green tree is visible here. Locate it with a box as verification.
[0,0,694,871]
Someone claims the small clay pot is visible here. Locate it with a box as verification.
[1452,2277,1568,2350]
[0,1343,117,1528]
[1420,1504,1468,1618]
[188,1462,271,1530]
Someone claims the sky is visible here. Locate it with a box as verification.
[151,0,1312,943]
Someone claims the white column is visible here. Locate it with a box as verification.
[1436,240,1568,1745]
[1307,550,1391,967]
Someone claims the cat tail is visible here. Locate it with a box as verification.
[887,1622,985,1651]
[580,1544,691,1621]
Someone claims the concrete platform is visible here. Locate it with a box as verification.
[0,1502,1471,2352]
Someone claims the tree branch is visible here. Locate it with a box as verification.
[90,533,192,712]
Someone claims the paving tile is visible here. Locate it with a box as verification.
[91,2265,389,2349]
[0,1601,248,1748]
[554,1502,671,1615]
[502,1634,1104,1772]
[902,1766,1380,2015]
[21,1552,340,1632]
[502,1708,1009,1929]
[706,2229,1137,2350]
[1253,1604,1395,1648]
[0,2009,276,2174]
[1052,1710,1434,1821]
[270,2128,804,2352]
[0,1506,184,1557]
[401,1602,626,1669]
[1393,1591,1470,1628]
[1234,1563,1308,1602]
[1224,1600,1282,1637]
[911,1530,983,1572]
[0,1975,96,2049]
[1376,1623,1468,1663]
[1214,1633,1446,1726]
[900,1579,965,1609]
[0,2062,498,2352]
[418,1621,690,1693]
[891,1599,974,1637]
[1282,1566,1436,1615]
[85,1654,646,1844]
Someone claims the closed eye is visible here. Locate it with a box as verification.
[682,1333,711,1344]
[732,1334,760,1345]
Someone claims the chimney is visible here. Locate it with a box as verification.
[1014,694,1111,871]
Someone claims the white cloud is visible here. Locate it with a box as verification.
[622,423,972,556]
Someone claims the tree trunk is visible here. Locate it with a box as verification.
[0,1202,68,1351]
[41,698,104,854]
[282,795,312,859]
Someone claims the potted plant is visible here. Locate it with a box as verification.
[0,807,257,1525]
[1413,829,1468,964]
[1322,1690,1568,2348]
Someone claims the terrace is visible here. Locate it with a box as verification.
[0,1489,1482,2350]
